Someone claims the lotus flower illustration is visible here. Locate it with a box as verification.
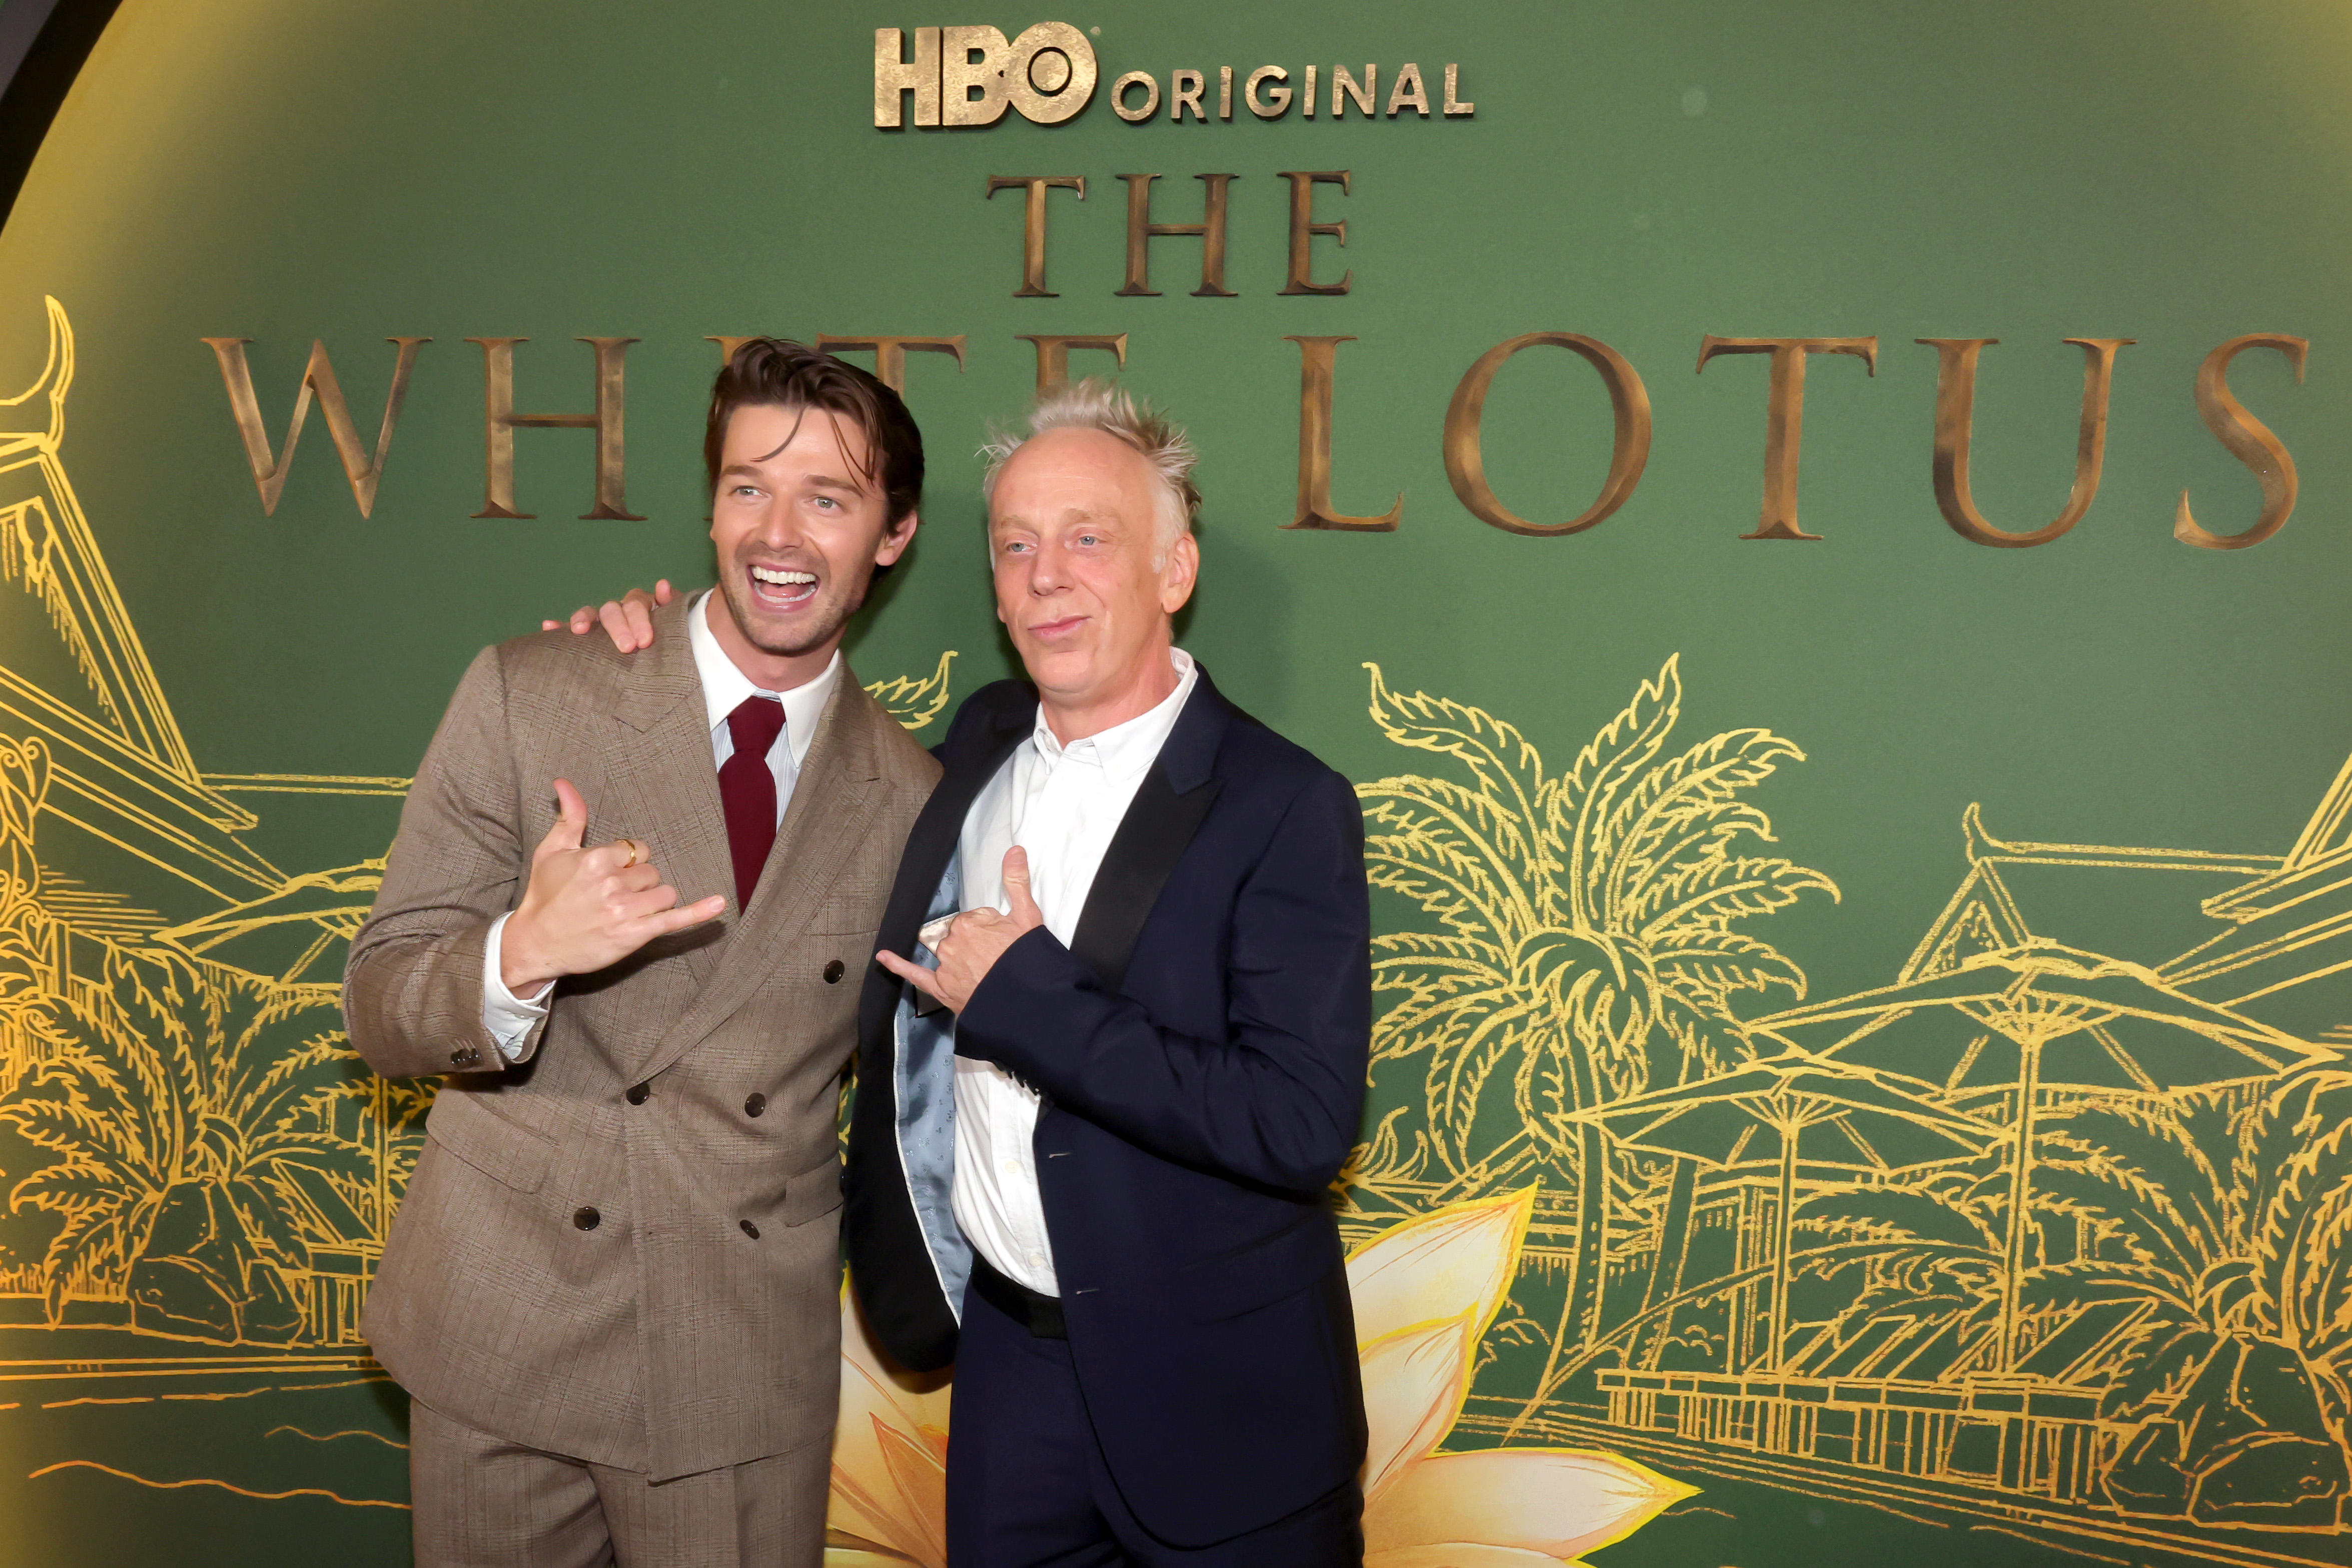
[826,1191,1694,1566]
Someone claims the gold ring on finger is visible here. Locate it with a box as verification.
[620,839,641,870]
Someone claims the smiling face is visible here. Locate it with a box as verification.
[988,426,1198,739]
[707,402,915,687]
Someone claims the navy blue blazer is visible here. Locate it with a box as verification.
[846,667,1371,1548]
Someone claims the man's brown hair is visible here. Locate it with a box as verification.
[703,339,925,527]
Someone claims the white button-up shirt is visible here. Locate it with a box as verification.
[951,647,1198,1295]
[479,591,839,1058]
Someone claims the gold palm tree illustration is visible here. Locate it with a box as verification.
[0,944,354,1333]
[1351,657,1838,1376]
[2019,1076,2352,1520]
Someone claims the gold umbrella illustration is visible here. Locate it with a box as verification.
[1749,939,2331,1371]
[1577,1051,1996,1371]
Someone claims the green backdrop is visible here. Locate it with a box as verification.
[0,0,2348,1562]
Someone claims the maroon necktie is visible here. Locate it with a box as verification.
[719,695,788,908]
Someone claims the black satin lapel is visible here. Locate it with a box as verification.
[1067,763,1223,991]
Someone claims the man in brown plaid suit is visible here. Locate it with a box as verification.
[344,341,940,1567]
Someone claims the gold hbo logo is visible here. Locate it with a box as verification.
[875,25,1097,127]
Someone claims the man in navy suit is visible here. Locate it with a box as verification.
[862,379,1371,1566]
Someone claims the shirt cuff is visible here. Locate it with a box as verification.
[482,912,552,1062]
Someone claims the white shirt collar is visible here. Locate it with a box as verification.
[687,589,840,771]
[1032,647,1197,781]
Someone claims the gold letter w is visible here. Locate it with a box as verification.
[203,337,429,517]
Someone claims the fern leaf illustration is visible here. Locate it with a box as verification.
[1362,664,1553,859]
[1637,855,1841,940]
[1598,727,1808,915]
[1553,656,1681,927]
[1357,773,1544,913]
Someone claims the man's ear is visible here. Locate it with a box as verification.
[876,510,918,566]
[1159,530,1200,614]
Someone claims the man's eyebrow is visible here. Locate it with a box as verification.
[716,465,868,490]
[989,505,1113,530]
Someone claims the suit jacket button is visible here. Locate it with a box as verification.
[449,1048,466,1067]
[744,1093,766,1118]
[824,959,846,984]
[573,1206,600,1231]
[625,1082,649,1105]
[740,1219,760,1239]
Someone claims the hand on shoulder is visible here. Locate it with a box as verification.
[539,579,673,653]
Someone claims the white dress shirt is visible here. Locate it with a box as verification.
[950,647,1198,1295]
[479,591,840,1060]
